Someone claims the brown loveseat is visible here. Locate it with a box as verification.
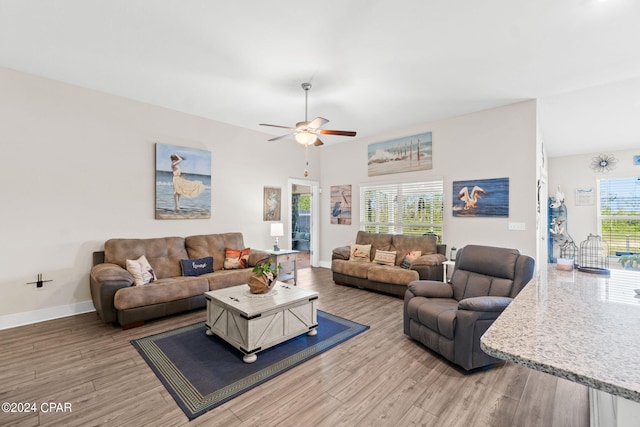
[331,231,447,297]
[90,232,269,328]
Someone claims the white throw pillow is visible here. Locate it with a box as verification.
[373,250,397,266]
[126,255,157,286]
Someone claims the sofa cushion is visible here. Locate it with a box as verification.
[349,244,372,262]
[368,265,419,285]
[455,245,519,280]
[202,269,254,291]
[332,259,370,279]
[186,233,248,272]
[451,270,514,300]
[105,237,188,279]
[406,296,458,340]
[391,234,437,265]
[372,250,396,266]
[224,248,250,269]
[180,256,214,276]
[125,255,157,286]
[355,230,392,260]
[113,276,209,310]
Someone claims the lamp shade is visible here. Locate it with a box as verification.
[270,222,284,237]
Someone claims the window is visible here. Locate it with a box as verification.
[598,177,640,256]
[360,180,443,240]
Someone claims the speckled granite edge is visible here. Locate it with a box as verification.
[481,266,640,403]
[481,339,640,403]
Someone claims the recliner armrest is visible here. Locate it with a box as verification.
[407,280,453,298]
[332,245,351,261]
[458,296,513,312]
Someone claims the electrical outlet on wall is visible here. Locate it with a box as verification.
[508,222,526,231]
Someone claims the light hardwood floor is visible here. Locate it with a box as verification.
[0,267,589,427]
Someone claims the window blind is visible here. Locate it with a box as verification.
[360,180,443,240]
[598,177,640,256]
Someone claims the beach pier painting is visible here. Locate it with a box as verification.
[155,143,211,219]
[367,132,432,176]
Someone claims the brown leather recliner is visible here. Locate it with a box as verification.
[403,244,535,371]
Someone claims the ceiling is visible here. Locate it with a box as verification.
[1,0,639,158]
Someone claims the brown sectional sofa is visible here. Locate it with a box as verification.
[90,232,269,328]
[331,231,447,297]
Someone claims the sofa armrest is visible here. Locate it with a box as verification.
[411,253,446,267]
[248,249,270,267]
[410,253,446,281]
[332,246,351,261]
[89,263,134,324]
[458,296,513,312]
[407,280,453,298]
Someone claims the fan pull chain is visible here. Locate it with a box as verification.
[304,144,309,177]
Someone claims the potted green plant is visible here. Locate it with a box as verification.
[248,260,282,294]
[619,254,640,270]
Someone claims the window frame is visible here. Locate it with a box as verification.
[597,176,640,257]
[359,179,444,240]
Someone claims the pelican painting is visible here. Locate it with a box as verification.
[458,186,487,210]
[452,177,509,217]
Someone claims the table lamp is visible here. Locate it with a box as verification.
[270,222,284,251]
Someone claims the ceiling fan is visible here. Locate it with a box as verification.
[260,82,357,146]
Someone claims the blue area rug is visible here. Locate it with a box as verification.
[131,310,369,420]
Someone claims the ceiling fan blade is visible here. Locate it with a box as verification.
[307,117,329,130]
[260,123,295,130]
[318,129,357,137]
[314,138,324,146]
[268,134,293,142]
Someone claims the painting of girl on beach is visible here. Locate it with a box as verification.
[155,143,211,219]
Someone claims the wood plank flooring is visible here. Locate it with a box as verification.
[0,267,589,427]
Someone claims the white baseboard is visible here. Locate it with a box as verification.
[318,260,332,269]
[0,300,96,331]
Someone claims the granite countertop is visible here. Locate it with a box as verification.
[481,265,640,402]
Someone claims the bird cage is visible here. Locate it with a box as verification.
[559,240,577,261]
[577,234,610,274]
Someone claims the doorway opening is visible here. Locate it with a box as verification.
[289,178,319,268]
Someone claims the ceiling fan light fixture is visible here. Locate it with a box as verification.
[295,131,318,145]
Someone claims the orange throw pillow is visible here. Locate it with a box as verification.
[223,248,250,269]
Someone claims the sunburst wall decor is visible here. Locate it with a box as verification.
[590,153,617,173]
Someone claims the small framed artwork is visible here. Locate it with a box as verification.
[452,177,509,217]
[263,187,281,221]
[330,185,352,225]
[575,188,595,206]
[155,143,211,219]
[633,155,640,165]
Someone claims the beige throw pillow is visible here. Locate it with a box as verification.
[373,250,397,266]
[349,243,372,262]
[125,255,157,286]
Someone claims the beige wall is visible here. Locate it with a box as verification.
[319,100,539,266]
[0,68,319,325]
[0,67,542,327]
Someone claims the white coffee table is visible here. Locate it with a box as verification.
[204,282,318,363]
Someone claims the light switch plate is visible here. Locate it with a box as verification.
[508,222,526,231]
